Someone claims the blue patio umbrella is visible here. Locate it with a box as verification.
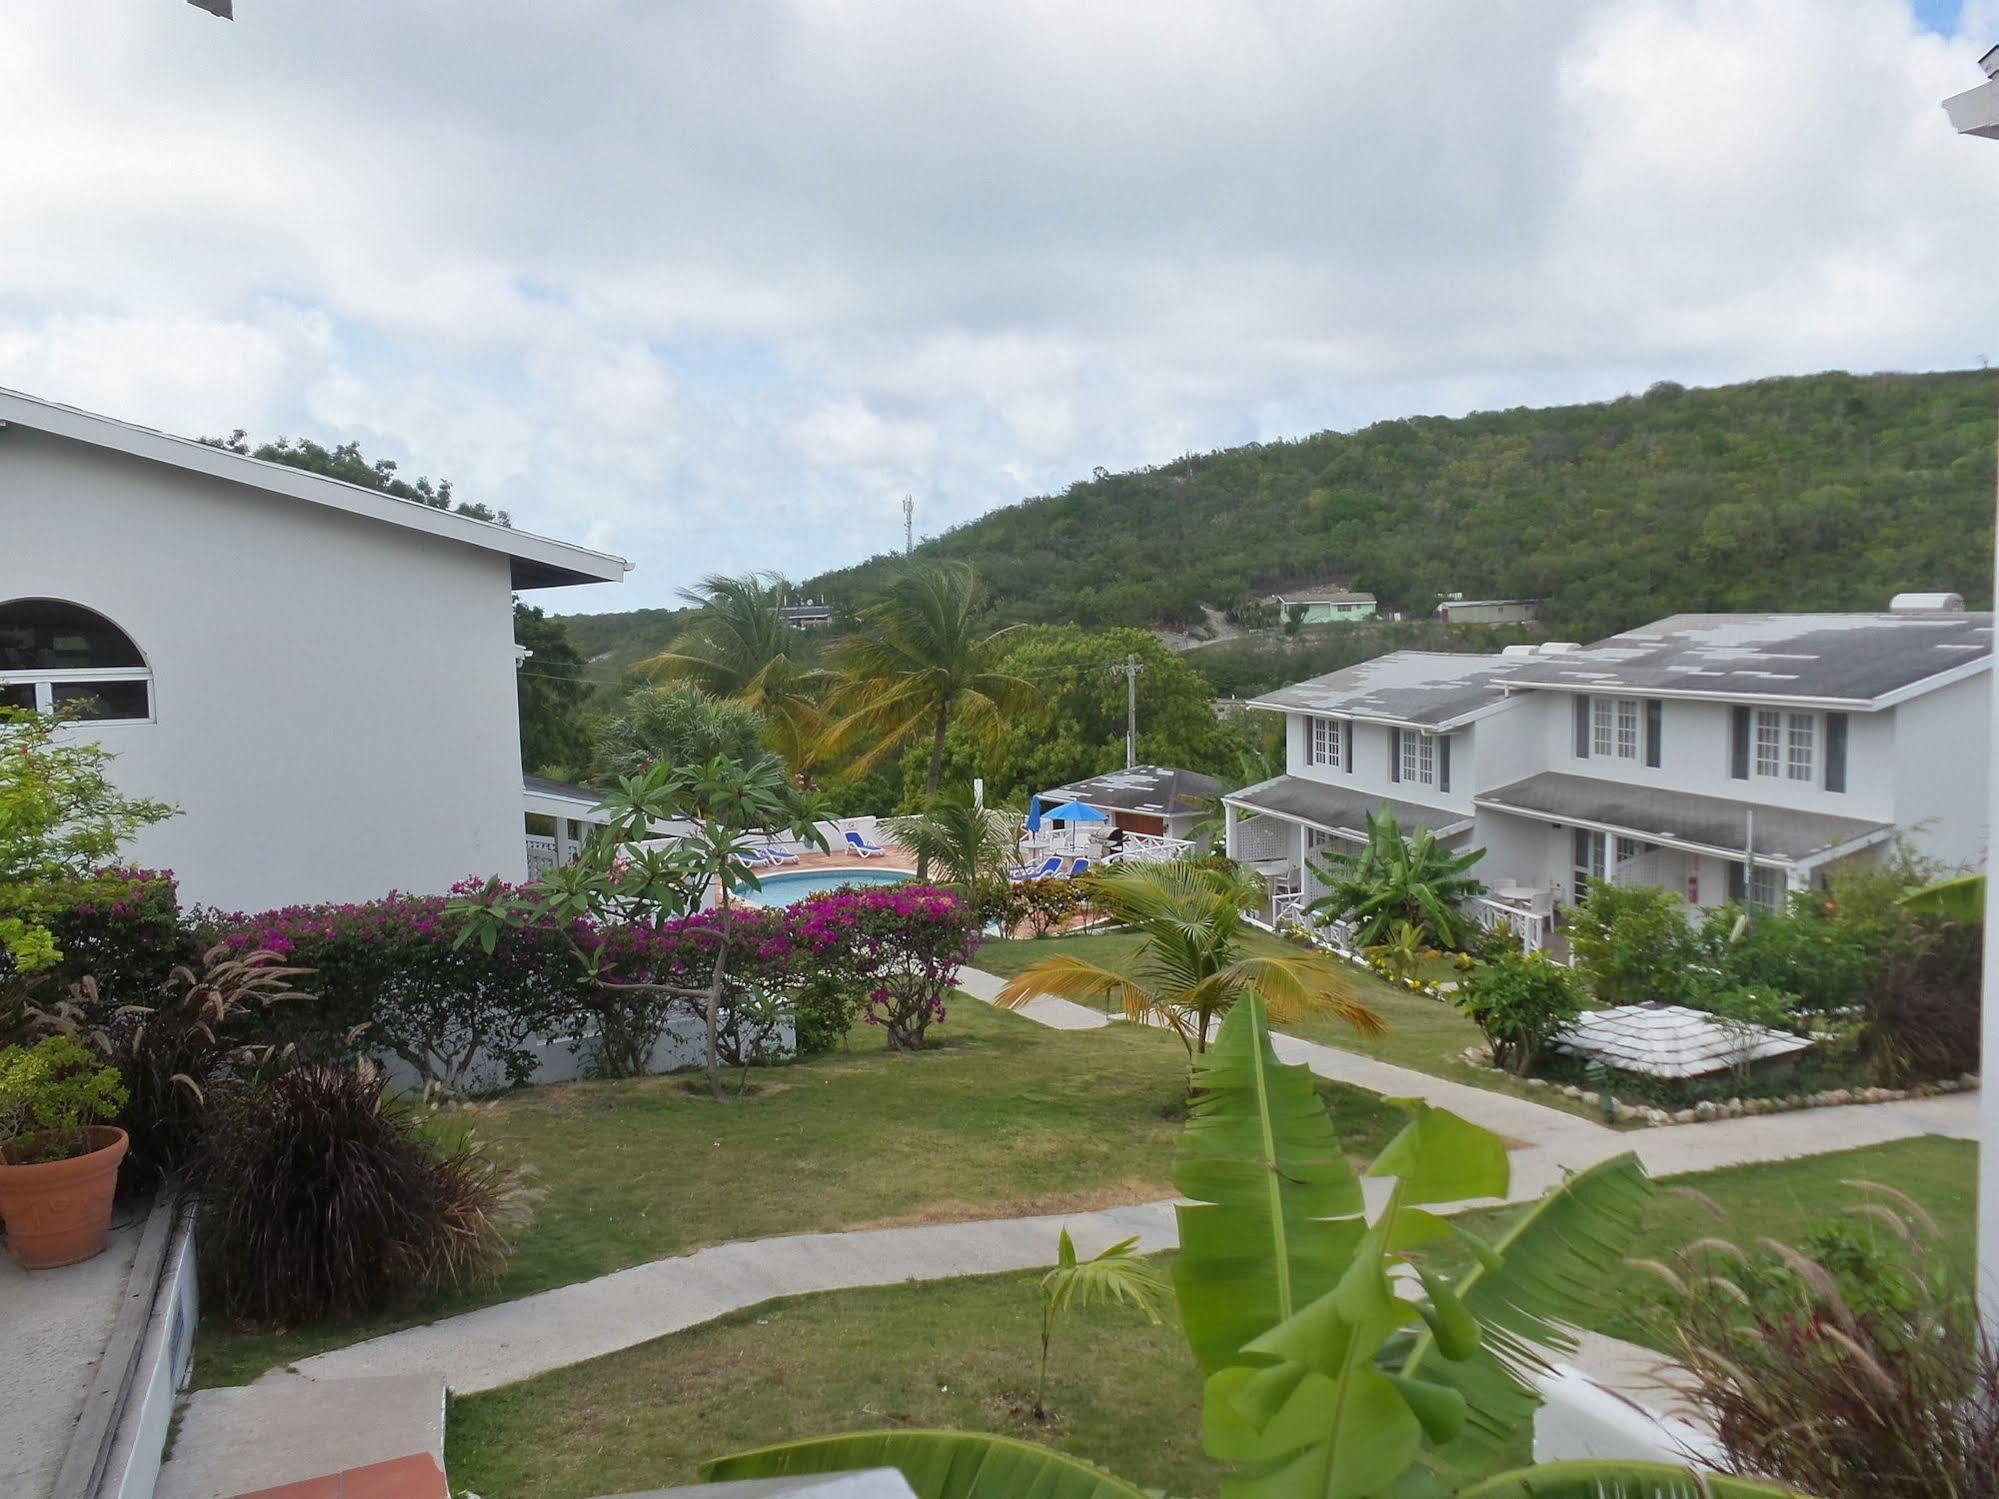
[1041,800,1108,824]
[1025,795,1044,833]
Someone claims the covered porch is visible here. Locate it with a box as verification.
[1221,775,1475,942]
[1474,771,1897,920]
[522,773,614,876]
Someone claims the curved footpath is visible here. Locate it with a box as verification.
[275,966,1976,1396]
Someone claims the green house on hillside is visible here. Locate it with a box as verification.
[1275,590,1377,626]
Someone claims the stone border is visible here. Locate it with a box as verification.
[1457,1045,1978,1125]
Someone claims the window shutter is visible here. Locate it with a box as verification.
[1644,699,1663,768]
[1573,697,1590,759]
[1388,727,1401,782]
[1344,719,1355,774]
[1729,706,1751,780]
[1825,712,1848,793]
[1727,862,1746,903]
[1438,735,1451,793]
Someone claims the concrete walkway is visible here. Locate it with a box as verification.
[954,965,1111,1029]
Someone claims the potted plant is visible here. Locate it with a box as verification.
[0,1034,130,1269]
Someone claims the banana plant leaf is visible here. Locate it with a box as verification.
[1899,871,1985,923]
[1173,992,1368,1376]
[1401,1153,1654,1487]
[699,1430,1151,1499]
[1457,1458,1814,1496]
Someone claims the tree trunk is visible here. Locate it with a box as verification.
[916,702,951,882]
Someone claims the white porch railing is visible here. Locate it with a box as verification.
[1469,894,1554,955]
[1108,831,1195,864]
[525,834,560,878]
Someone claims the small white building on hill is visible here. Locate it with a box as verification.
[0,388,628,912]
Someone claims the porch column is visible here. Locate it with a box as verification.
[554,816,573,866]
[1223,801,1240,859]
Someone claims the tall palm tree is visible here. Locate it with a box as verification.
[825,559,1041,801]
[883,787,1018,911]
[995,861,1382,1055]
[639,572,828,777]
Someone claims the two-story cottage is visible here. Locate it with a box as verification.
[1224,602,1993,942]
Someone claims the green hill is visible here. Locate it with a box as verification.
[563,369,1998,681]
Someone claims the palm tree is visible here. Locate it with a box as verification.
[883,788,1018,911]
[638,572,828,775]
[1307,807,1486,950]
[825,562,1040,798]
[995,861,1381,1055]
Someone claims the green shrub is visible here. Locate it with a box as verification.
[1451,950,1586,1074]
[1565,883,1699,1006]
[0,1033,127,1161]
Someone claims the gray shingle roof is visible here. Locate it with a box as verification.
[1224,775,1473,841]
[1499,612,1992,705]
[524,773,604,806]
[1248,651,1519,728]
[1554,1004,1811,1079]
[1475,771,1891,865]
[1037,764,1224,815]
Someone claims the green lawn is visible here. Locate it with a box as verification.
[446,1138,1970,1499]
[975,931,1609,1124]
[195,996,1405,1388]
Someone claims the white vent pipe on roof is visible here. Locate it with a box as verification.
[1890,592,1965,612]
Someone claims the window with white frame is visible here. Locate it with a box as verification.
[1400,729,1436,785]
[1749,866,1784,912]
[1591,696,1642,760]
[0,599,153,723]
[1751,708,1817,783]
[1307,715,1342,769]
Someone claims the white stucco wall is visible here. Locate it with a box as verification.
[1,426,530,912]
[1890,672,1991,871]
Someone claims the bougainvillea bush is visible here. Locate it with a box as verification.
[793,884,982,1052]
[201,886,584,1094]
[1,868,191,1034]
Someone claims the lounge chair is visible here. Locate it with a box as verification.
[843,829,888,858]
[1067,856,1092,878]
[1010,855,1064,882]
[757,844,801,866]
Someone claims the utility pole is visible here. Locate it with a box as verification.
[902,495,914,555]
[1109,654,1144,769]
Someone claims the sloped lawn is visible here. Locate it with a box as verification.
[195,997,1404,1387]
[445,1138,1973,1499]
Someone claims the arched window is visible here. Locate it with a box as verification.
[0,599,153,722]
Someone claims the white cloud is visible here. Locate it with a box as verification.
[1,0,1995,608]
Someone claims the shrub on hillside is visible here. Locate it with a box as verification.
[192,1060,511,1326]
[1450,949,1586,1075]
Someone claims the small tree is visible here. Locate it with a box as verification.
[883,786,1017,916]
[1033,1227,1164,1421]
[1565,883,1697,1007]
[1450,949,1586,1075]
[1305,808,1485,950]
[452,755,825,1099]
[1,708,176,980]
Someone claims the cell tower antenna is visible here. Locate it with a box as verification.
[902,495,914,554]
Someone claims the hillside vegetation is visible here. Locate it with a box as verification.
[798,368,1999,643]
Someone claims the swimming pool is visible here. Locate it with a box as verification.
[733,867,911,906]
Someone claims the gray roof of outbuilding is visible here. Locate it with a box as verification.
[1248,651,1520,728]
[1224,775,1474,841]
[524,773,605,805]
[1499,612,1992,706]
[1475,771,1892,865]
[1037,764,1224,815]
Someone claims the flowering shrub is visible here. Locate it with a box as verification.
[1,869,190,1030]
[793,885,981,1052]
[998,876,1086,938]
[201,883,583,1094]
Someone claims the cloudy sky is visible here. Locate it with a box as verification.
[5,1,1997,613]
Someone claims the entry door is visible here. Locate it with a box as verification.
[1572,829,1608,899]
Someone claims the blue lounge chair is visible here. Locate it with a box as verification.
[757,844,801,866]
[1067,857,1092,878]
[844,829,888,857]
[1010,855,1064,882]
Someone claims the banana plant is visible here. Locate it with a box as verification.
[702,996,1812,1497]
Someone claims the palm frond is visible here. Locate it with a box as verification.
[994,955,1158,1021]
[1042,1230,1166,1321]
[1213,953,1385,1036]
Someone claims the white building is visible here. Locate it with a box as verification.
[0,388,628,912]
[1224,602,1992,943]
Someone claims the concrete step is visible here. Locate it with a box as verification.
[154,1372,446,1499]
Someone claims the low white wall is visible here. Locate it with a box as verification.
[1532,1364,1725,1471]
[105,1211,198,1499]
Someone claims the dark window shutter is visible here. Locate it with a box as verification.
[1438,735,1451,793]
[1573,697,1590,759]
[1729,706,1751,780]
[1825,713,1848,793]
[1727,862,1747,903]
[1388,727,1401,782]
[1344,719,1355,774]
[1645,699,1663,768]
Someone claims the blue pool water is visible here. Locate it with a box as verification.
[734,867,910,906]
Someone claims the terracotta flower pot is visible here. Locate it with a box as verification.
[0,1126,129,1270]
